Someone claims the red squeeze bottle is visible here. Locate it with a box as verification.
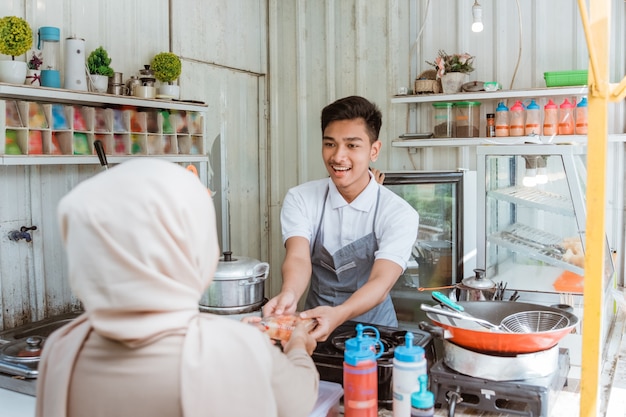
[343,324,384,417]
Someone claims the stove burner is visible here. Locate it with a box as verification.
[430,348,570,416]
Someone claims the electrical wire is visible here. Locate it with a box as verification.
[404,0,432,156]
[509,0,523,89]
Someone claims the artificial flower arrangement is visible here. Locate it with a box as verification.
[0,16,33,60]
[27,51,42,70]
[426,50,475,79]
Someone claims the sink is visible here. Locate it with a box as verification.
[0,312,82,343]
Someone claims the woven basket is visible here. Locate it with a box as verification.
[414,69,442,94]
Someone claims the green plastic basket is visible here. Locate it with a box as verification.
[544,70,588,87]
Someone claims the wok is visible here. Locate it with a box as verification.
[421,301,578,354]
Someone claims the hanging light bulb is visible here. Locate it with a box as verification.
[472,0,484,33]
[536,156,549,184]
[522,155,538,187]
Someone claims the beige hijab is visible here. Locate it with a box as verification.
[36,159,279,416]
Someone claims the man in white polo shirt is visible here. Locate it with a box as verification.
[263,96,419,341]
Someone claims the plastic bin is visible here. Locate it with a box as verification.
[308,381,343,417]
[543,70,588,87]
[454,101,481,138]
[432,102,455,138]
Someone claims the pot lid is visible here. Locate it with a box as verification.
[461,81,485,92]
[461,268,496,289]
[213,251,269,281]
[0,336,45,364]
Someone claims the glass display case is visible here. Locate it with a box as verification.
[383,170,477,332]
[476,144,613,303]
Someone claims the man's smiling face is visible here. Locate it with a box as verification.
[322,118,381,203]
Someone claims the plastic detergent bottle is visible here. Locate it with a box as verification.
[392,332,427,417]
[524,99,541,135]
[558,98,575,135]
[575,97,588,135]
[343,324,383,417]
[495,102,510,137]
[410,375,435,417]
[543,99,558,136]
[508,100,525,136]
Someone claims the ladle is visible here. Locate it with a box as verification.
[420,304,505,331]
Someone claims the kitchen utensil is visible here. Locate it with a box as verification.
[500,310,570,333]
[420,304,503,331]
[38,27,61,88]
[199,251,269,308]
[94,140,108,170]
[449,268,496,301]
[420,301,579,354]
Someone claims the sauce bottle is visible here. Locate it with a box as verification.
[543,99,558,136]
[524,99,541,135]
[486,113,496,137]
[509,100,525,136]
[558,98,575,135]
[576,97,588,135]
[392,332,427,417]
[495,102,510,137]
[410,375,435,417]
[343,324,383,417]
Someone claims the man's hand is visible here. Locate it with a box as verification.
[263,289,299,317]
[300,305,347,342]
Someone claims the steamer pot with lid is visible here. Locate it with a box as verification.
[199,251,269,308]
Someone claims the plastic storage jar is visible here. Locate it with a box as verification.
[455,101,481,138]
[432,102,455,138]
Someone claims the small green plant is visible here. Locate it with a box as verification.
[151,52,182,84]
[87,46,114,77]
[0,16,33,60]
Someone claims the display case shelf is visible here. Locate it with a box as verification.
[488,223,584,277]
[488,186,574,216]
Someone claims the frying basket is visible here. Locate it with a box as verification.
[501,311,570,333]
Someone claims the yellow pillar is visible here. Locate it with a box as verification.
[576,0,610,415]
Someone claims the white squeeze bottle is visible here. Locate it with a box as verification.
[524,99,541,135]
[392,332,427,417]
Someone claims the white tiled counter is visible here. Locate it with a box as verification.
[0,388,35,417]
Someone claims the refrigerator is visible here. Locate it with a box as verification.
[383,170,477,333]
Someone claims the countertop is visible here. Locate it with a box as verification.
[0,387,35,417]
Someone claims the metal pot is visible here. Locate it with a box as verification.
[449,268,496,301]
[199,251,269,309]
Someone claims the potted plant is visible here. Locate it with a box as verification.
[25,51,42,86]
[0,16,33,84]
[87,46,114,93]
[151,52,182,99]
[426,50,475,94]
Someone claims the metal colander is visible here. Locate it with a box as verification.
[500,310,570,333]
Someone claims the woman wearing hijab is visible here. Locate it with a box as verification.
[35,159,319,417]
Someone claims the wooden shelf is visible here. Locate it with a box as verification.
[0,83,207,112]
[391,86,588,104]
[392,135,625,148]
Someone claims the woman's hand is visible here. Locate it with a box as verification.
[283,320,317,355]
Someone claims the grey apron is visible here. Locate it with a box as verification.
[305,186,398,327]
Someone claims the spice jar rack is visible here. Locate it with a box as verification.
[0,83,208,165]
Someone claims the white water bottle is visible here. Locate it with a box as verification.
[392,332,427,417]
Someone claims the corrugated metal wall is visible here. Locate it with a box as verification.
[0,0,624,329]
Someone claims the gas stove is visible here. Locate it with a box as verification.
[430,348,570,416]
[311,321,436,409]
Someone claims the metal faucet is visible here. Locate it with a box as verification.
[8,226,37,242]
